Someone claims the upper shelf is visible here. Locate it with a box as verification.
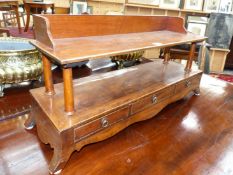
[31,15,206,65]
[125,3,210,15]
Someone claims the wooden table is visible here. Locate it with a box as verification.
[1,71,233,175]
[0,0,21,33]
[31,15,206,115]
[25,15,206,174]
[23,1,54,32]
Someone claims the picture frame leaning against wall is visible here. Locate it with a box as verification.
[159,0,181,9]
[204,0,221,12]
[218,0,232,14]
[184,0,204,11]
[206,13,233,49]
[71,1,88,15]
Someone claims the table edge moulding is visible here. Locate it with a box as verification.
[24,15,206,174]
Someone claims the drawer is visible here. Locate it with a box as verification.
[175,75,201,94]
[131,86,174,115]
[74,106,129,142]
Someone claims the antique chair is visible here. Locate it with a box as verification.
[2,9,25,28]
[165,13,233,73]
[0,28,10,36]
[163,41,210,73]
[0,1,22,33]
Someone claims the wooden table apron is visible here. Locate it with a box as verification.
[0,0,21,33]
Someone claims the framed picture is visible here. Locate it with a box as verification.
[128,0,160,6]
[72,1,87,15]
[187,16,208,23]
[218,0,232,13]
[204,0,221,12]
[159,0,181,9]
[206,13,233,49]
[87,6,93,14]
[187,22,207,36]
[184,0,204,11]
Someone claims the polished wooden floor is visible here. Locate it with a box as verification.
[1,60,233,175]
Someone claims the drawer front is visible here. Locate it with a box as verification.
[131,86,174,115]
[74,106,129,142]
[175,74,201,94]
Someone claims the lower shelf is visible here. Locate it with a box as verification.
[25,60,202,174]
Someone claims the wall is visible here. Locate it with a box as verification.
[87,1,124,15]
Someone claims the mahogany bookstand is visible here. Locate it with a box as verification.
[24,15,206,174]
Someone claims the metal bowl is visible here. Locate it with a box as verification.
[0,37,42,96]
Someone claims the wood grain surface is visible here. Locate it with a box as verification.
[1,74,233,175]
[31,15,206,65]
[30,60,202,132]
[28,59,202,173]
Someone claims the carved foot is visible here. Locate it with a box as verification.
[24,114,35,130]
[0,91,3,97]
[193,88,200,96]
[49,148,73,174]
[52,169,62,175]
[0,85,4,97]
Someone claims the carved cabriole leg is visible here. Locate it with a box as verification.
[49,146,73,174]
[62,68,75,115]
[185,42,196,72]
[42,55,55,95]
[0,84,4,97]
[24,113,35,130]
[163,47,170,64]
[33,104,75,174]
[194,87,200,96]
[24,100,36,130]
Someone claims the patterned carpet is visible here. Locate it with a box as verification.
[8,27,34,39]
[210,73,233,84]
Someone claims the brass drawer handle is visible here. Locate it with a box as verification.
[152,95,158,104]
[101,117,109,128]
[185,80,192,87]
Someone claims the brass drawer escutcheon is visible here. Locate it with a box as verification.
[101,117,109,128]
[152,95,158,104]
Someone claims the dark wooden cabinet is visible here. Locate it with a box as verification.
[225,37,233,69]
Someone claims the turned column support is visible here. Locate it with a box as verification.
[42,55,55,95]
[185,42,196,72]
[62,68,75,115]
[163,47,171,64]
